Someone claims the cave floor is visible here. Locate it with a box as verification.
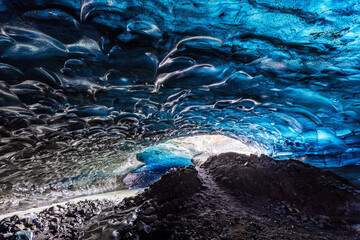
[2,154,360,240]
[168,167,359,240]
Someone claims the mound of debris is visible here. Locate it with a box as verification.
[203,153,360,223]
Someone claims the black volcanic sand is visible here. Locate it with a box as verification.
[2,153,360,240]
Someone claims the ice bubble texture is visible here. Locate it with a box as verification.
[0,0,360,212]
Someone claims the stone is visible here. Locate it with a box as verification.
[12,231,34,240]
[32,233,47,240]
[135,221,152,234]
[143,207,156,215]
[14,224,25,231]
[0,233,13,239]
[139,215,158,224]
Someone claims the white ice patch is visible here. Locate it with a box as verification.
[146,134,256,166]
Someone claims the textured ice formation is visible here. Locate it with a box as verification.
[0,0,360,212]
[124,135,254,187]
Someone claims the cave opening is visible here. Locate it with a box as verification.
[124,134,256,188]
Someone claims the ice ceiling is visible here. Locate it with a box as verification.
[0,0,360,212]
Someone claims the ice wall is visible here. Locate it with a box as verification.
[0,0,360,212]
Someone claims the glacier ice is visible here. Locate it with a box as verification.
[0,0,359,212]
[124,135,254,187]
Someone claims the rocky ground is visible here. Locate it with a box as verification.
[1,153,360,240]
[0,199,118,240]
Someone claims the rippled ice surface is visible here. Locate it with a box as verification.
[0,0,360,213]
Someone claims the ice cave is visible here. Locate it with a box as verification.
[0,0,360,239]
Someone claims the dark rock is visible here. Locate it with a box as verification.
[117,221,132,235]
[203,153,359,221]
[142,207,156,216]
[135,221,151,234]
[138,215,158,224]
[0,233,13,240]
[32,233,46,240]
[13,224,24,232]
[146,166,202,203]
[132,234,139,240]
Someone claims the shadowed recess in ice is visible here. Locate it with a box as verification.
[0,0,360,213]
